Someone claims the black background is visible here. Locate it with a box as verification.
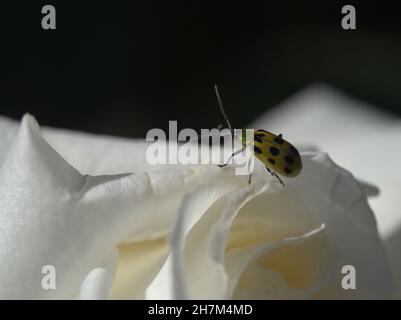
[1,1,400,138]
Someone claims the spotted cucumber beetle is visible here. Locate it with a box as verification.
[214,84,302,186]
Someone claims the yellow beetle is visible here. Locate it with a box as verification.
[214,84,302,186]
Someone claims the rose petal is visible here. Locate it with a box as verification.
[80,248,119,299]
[228,224,337,299]
[146,182,245,299]
[0,115,233,298]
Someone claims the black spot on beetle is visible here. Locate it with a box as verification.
[274,136,284,145]
[289,145,298,154]
[269,146,280,156]
[253,146,262,154]
[284,167,292,174]
[268,158,276,165]
[285,155,294,164]
[254,134,264,143]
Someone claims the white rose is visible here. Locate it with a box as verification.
[0,86,397,299]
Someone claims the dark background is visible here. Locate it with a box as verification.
[1,1,400,138]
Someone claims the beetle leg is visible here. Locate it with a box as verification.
[248,174,252,186]
[218,146,246,168]
[265,167,285,187]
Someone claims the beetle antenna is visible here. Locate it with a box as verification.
[214,84,233,133]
